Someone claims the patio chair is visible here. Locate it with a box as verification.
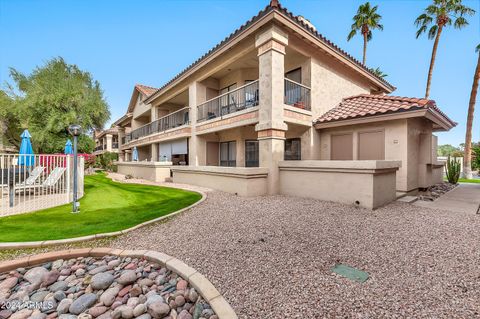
[16,166,45,187]
[42,167,67,187]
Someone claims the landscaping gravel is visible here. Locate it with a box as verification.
[0,255,213,319]
[2,174,479,318]
[109,191,480,319]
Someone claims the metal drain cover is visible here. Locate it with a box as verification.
[332,264,369,282]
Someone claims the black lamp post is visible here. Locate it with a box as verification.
[68,124,81,213]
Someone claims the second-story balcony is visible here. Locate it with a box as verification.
[94,145,105,152]
[284,78,311,111]
[125,107,190,142]
[112,142,119,149]
[197,80,259,123]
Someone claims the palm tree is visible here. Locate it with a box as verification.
[370,67,388,78]
[415,0,475,98]
[347,2,383,65]
[464,44,480,179]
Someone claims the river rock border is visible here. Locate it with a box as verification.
[0,248,237,319]
[0,190,207,251]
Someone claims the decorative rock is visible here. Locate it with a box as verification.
[91,273,114,290]
[117,305,134,319]
[69,293,97,315]
[49,281,68,292]
[51,260,64,269]
[201,309,214,318]
[59,314,77,319]
[57,298,73,315]
[175,295,185,307]
[24,267,48,285]
[89,266,108,276]
[108,260,121,269]
[89,305,108,317]
[75,269,86,276]
[187,289,198,303]
[176,280,188,291]
[129,285,142,297]
[126,296,139,308]
[117,270,137,285]
[136,314,152,319]
[148,301,170,318]
[177,310,193,319]
[146,294,164,306]
[133,303,147,317]
[0,277,18,291]
[78,314,93,319]
[100,286,120,307]
[54,290,67,301]
[118,285,131,297]
[0,310,12,319]
[42,270,60,287]
[9,309,33,319]
[31,290,49,302]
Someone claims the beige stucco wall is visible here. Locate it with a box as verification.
[172,166,268,196]
[317,118,442,193]
[279,160,400,209]
[116,162,172,182]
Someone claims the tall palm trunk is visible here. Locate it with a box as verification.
[425,26,443,99]
[464,52,480,179]
[362,32,368,65]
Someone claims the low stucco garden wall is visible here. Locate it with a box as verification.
[278,160,401,209]
[116,162,172,183]
[172,166,269,196]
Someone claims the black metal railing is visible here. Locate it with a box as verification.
[95,145,105,151]
[112,142,118,149]
[284,78,311,111]
[125,107,190,142]
[197,80,259,123]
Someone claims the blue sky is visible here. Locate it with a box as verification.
[1,0,479,146]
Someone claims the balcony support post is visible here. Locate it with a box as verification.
[188,81,207,166]
[255,25,288,195]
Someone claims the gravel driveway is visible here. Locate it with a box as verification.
[107,190,480,318]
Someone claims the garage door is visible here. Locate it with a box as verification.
[331,133,353,160]
[358,131,385,160]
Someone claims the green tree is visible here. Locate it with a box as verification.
[463,44,480,179]
[370,67,388,78]
[1,57,109,153]
[347,2,383,65]
[437,144,460,156]
[415,0,475,98]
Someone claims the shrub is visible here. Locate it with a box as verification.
[96,152,119,171]
[445,156,461,184]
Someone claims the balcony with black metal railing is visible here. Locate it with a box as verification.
[284,78,311,111]
[197,80,259,123]
[123,107,190,143]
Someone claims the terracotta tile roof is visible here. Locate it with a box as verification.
[146,1,395,102]
[135,84,157,97]
[315,94,456,126]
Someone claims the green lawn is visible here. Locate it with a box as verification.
[444,177,480,184]
[458,178,480,184]
[0,173,202,242]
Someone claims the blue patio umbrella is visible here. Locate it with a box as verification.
[18,129,35,166]
[132,146,139,161]
[64,139,73,155]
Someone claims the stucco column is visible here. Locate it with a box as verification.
[117,127,125,162]
[188,81,207,166]
[151,143,158,162]
[106,134,113,152]
[255,26,288,194]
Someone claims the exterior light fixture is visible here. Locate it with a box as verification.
[68,124,82,213]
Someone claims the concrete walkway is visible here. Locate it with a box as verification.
[414,183,480,214]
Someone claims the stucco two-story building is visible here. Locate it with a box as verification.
[93,127,120,155]
[114,0,455,209]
